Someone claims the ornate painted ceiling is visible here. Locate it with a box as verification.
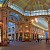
[9,0,50,11]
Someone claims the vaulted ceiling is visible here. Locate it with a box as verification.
[0,0,49,31]
[9,0,50,11]
[0,0,50,11]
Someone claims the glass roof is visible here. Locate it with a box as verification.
[0,0,8,7]
[8,3,50,16]
[8,0,50,16]
[10,13,21,21]
[0,0,6,4]
[9,3,24,15]
[24,10,50,16]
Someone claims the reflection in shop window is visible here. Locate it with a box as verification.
[12,27,14,31]
[8,28,11,32]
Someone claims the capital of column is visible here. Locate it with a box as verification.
[0,7,10,18]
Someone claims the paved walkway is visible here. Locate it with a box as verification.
[0,40,50,50]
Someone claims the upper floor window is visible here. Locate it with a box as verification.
[8,28,11,32]
[12,27,14,31]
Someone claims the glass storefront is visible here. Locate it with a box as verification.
[24,32,30,41]
[19,32,22,41]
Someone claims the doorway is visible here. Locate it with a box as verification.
[24,32,30,41]
[19,32,22,41]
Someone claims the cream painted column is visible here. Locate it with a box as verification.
[2,8,9,41]
[17,23,23,41]
[22,24,24,41]
[0,9,3,42]
[14,24,17,41]
[3,17,7,39]
[29,23,32,41]
[48,17,50,39]
[7,9,10,39]
[17,24,20,41]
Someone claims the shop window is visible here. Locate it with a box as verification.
[24,33,29,38]
[25,19,28,21]
[8,34,11,36]
[20,32,22,36]
[16,33,18,39]
[33,34,34,39]
[11,17,13,20]
[8,28,11,32]
[12,27,14,31]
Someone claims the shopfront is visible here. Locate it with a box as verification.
[19,32,22,41]
[24,32,30,41]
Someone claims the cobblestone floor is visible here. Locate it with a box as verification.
[0,40,50,50]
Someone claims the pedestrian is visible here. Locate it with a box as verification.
[37,38,40,43]
[46,38,49,44]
